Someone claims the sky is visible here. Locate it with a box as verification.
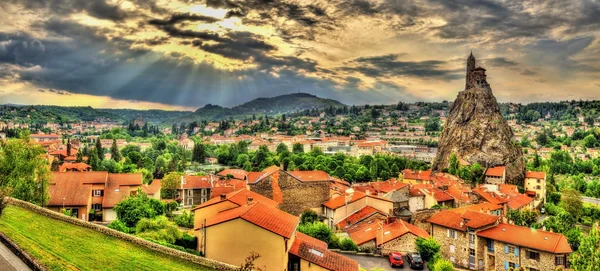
[0,0,599,111]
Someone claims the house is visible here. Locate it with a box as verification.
[58,162,91,172]
[524,171,546,205]
[30,133,61,142]
[408,186,426,213]
[180,175,213,207]
[47,172,142,222]
[194,189,358,271]
[322,189,393,228]
[477,223,572,270]
[402,169,433,184]
[346,218,428,254]
[352,179,410,217]
[248,167,331,215]
[216,168,248,181]
[335,206,388,230]
[473,184,534,211]
[484,166,506,185]
[142,179,162,200]
[427,209,500,269]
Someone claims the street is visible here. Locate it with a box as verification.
[582,196,600,205]
[0,241,31,271]
[343,254,429,271]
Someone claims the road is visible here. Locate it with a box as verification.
[0,242,31,271]
[582,196,600,205]
[343,254,429,271]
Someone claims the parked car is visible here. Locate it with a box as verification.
[388,252,404,268]
[407,252,424,270]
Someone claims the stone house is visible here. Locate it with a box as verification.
[351,179,410,216]
[179,175,213,207]
[248,167,331,215]
[347,218,428,255]
[427,209,500,269]
[473,184,534,211]
[477,223,571,271]
[484,166,506,185]
[322,190,394,228]
[408,187,426,213]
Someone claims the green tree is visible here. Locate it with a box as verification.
[89,148,101,171]
[297,222,340,249]
[114,191,165,227]
[448,153,459,175]
[192,142,207,163]
[161,172,182,199]
[416,237,441,262]
[174,210,194,228]
[0,139,51,205]
[111,139,122,162]
[136,216,182,244]
[560,188,583,219]
[292,143,304,154]
[95,139,104,160]
[300,209,318,225]
[584,134,598,148]
[431,257,454,271]
[276,143,289,155]
[570,227,600,271]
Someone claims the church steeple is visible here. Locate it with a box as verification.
[466,52,476,89]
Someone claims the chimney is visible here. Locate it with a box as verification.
[501,202,508,223]
[247,197,254,205]
[220,194,226,201]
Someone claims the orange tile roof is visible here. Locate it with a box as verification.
[485,166,506,177]
[217,169,248,180]
[402,169,433,181]
[142,179,161,196]
[205,202,299,238]
[450,202,503,215]
[336,206,386,229]
[246,166,280,184]
[525,171,546,179]
[59,162,91,172]
[47,175,92,206]
[287,170,332,182]
[347,219,382,245]
[290,232,359,271]
[193,189,278,210]
[182,175,212,189]
[377,220,429,245]
[477,223,572,254]
[428,210,499,231]
[473,184,533,210]
[352,179,408,195]
[323,192,366,210]
[430,188,455,202]
[102,173,142,208]
[107,173,143,186]
[51,171,108,185]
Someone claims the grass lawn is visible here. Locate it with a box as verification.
[0,205,216,271]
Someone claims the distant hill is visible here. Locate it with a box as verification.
[180,93,345,122]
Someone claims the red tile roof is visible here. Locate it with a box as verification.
[430,188,455,202]
[485,166,506,177]
[450,202,503,215]
[402,169,433,181]
[428,210,499,231]
[377,220,429,245]
[47,175,92,206]
[287,170,332,182]
[473,184,533,210]
[182,175,212,189]
[336,206,386,229]
[290,232,359,271]
[102,173,142,208]
[525,171,546,179]
[205,202,299,238]
[59,162,91,172]
[352,179,408,195]
[323,192,366,210]
[477,223,572,254]
[246,166,280,184]
[142,179,161,196]
[347,219,382,245]
[217,169,248,180]
[51,171,108,185]
[193,189,278,210]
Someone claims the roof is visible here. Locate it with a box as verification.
[450,202,503,215]
[477,223,572,254]
[142,179,161,196]
[526,171,546,179]
[485,166,506,177]
[428,210,499,231]
[336,206,386,229]
[205,202,299,239]
[51,171,108,185]
[377,220,429,245]
[402,169,433,181]
[430,188,455,202]
[246,166,280,184]
[290,232,359,271]
[287,170,332,182]
[59,162,91,172]
[102,173,143,208]
[217,169,248,180]
[193,189,278,210]
[473,184,533,210]
[182,175,212,189]
[347,219,383,245]
[323,192,366,210]
[352,179,408,195]
[47,175,92,206]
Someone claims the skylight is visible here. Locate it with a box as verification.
[309,248,324,257]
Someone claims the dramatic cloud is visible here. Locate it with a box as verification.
[0,0,599,109]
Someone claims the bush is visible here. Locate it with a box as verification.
[300,209,318,225]
[108,219,134,234]
[149,239,202,256]
[338,238,358,251]
[297,222,339,248]
[135,216,182,244]
[416,237,441,262]
[174,233,197,250]
[174,210,194,228]
[114,191,165,227]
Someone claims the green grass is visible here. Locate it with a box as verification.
[0,206,216,271]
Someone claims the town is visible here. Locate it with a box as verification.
[1,52,598,271]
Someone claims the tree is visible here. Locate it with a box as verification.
[584,134,598,148]
[532,151,541,169]
[174,210,194,228]
[95,139,104,160]
[114,190,165,227]
[192,142,207,163]
[561,188,583,219]
[89,148,101,171]
[161,172,182,199]
[300,209,318,225]
[448,153,459,175]
[416,237,441,262]
[111,139,122,162]
[298,222,339,249]
[570,227,600,271]
[276,143,289,155]
[431,257,454,271]
[136,216,182,244]
[292,143,304,154]
[0,139,51,205]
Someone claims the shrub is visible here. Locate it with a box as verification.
[300,209,318,225]
[432,257,454,271]
[338,238,358,251]
[297,222,339,248]
[165,201,179,218]
[108,219,134,234]
[135,216,182,244]
[174,210,194,228]
[174,233,197,250]
[114,191,165,227]
[416,237,441,262]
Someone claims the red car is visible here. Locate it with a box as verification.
[389,252,404,268]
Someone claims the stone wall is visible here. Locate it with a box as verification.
[411,209,440,234]
[0,232,47,271]
[5,198,238,271]
[379,233,419,255]
[249,170,330,215]
[490,240,567,271]
[431,225,470,269]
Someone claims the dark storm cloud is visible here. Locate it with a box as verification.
[148,13,220,26]
[6,0,129,21]
[482,57,519,67]
[340,54,463,81]
[192,31,277,60]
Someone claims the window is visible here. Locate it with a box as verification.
[450,245,455,253]
[93,190,103,196]
[187,198,193,206]
[448,229,457,239]
[188,190,193,197]
[469,232,475,245]
[469,248,475,257]
[92,204,102,211]
[556,255,565,266]
[530,268,539,271]
[508,262,517,268]
[528,250,540,261]
[508,246,516,254]
[487,239,494,252]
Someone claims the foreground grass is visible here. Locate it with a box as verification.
[0,206,216,271]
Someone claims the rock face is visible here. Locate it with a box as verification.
[432,53,525,185]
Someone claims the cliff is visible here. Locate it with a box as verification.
[432,80,525,185]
